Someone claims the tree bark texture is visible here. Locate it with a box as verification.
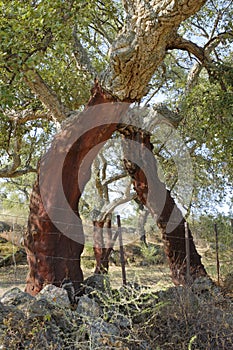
[137,206,149,245]
[24,84,127,295]
[24,0,210,293]
[93,217,112,274]
[119,125,207,285]
[101,0,207,100]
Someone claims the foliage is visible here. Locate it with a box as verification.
[0,0,232,217]
[1,278,233,349]
[191,213,232,246]
[179,73,233,213]
[140,243,164,265]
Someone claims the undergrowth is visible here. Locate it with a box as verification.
[1,277,232,349]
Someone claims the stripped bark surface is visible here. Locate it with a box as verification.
[118,124,207,285]
[24,84,127,295]
[23,0,212,294]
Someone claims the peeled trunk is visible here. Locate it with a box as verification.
[24,85,125,295]
[137,207,149,245]
[93,217,112,274]
[119,125,207,285]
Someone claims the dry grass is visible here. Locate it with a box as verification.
[0,235,232,296]
[0,262,173,298]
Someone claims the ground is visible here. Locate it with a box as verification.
[0,236,233,349]
[0,233,232,297]
[0,242,173,297]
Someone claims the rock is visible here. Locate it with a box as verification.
[77,295,102,318]
[23,297,54,318]
[0,301,16,324]
[83,274,111,295]
[0,222,11,232]
[110,313,131,329]
[0,275,232,350]
[191,276,215,294]
[0,301,25,343]
[37,284,70,308]
[0,287,34,306]
[89,319,119,349]
[191,276,224,301]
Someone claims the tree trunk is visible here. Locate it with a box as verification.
[101,0,207,100]
[119,125,207,285]
[137,206,149,245]
[93,216,112,274]
[22,1,211,294]
[24,84,126,295]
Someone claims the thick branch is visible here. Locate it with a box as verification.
[0,127,23,177]
[7,109,51,124]
[204,31,233,54]
[101,0,207,101]
[0,167,37,178]
[23,67,69,123]
[174,31,233,91]
[166,35,205,63]
[102,172,128,186]
[98,187,136,222]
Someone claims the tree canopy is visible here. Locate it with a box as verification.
[0,0,232,216]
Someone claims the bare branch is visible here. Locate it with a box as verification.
[7,109,51,124]
[204,31,233,54]
[98,182,136,222]
[102,172,128,186]
[166,35,205,63]
[89,24,113,45]
[0,167,37,178]
[72,25,97,78]
[190,20,209,38]
[0,123,21,177]
[209,11,222,40]
[168,31,233,92]
[23,66,69,123]
[185,61,202,91]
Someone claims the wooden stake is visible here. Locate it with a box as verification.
[214,223,220,285]
[117,215,127,285]
[184,222,191,285]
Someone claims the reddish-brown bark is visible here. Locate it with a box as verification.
[24,83,125,295]
[93,218,112,274]
[25,82,207,295]
[119,126,207,285]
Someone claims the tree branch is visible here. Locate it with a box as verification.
[98,186,136,221]
[23,66,69,123]
[102,172,128,186]
[168,31,233,92]
[101,0,207,101]
[0,167,37,178]
[72,25,97,78]
[204,31,233,54]
[7,109,52,124]
[166,35,205,63]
